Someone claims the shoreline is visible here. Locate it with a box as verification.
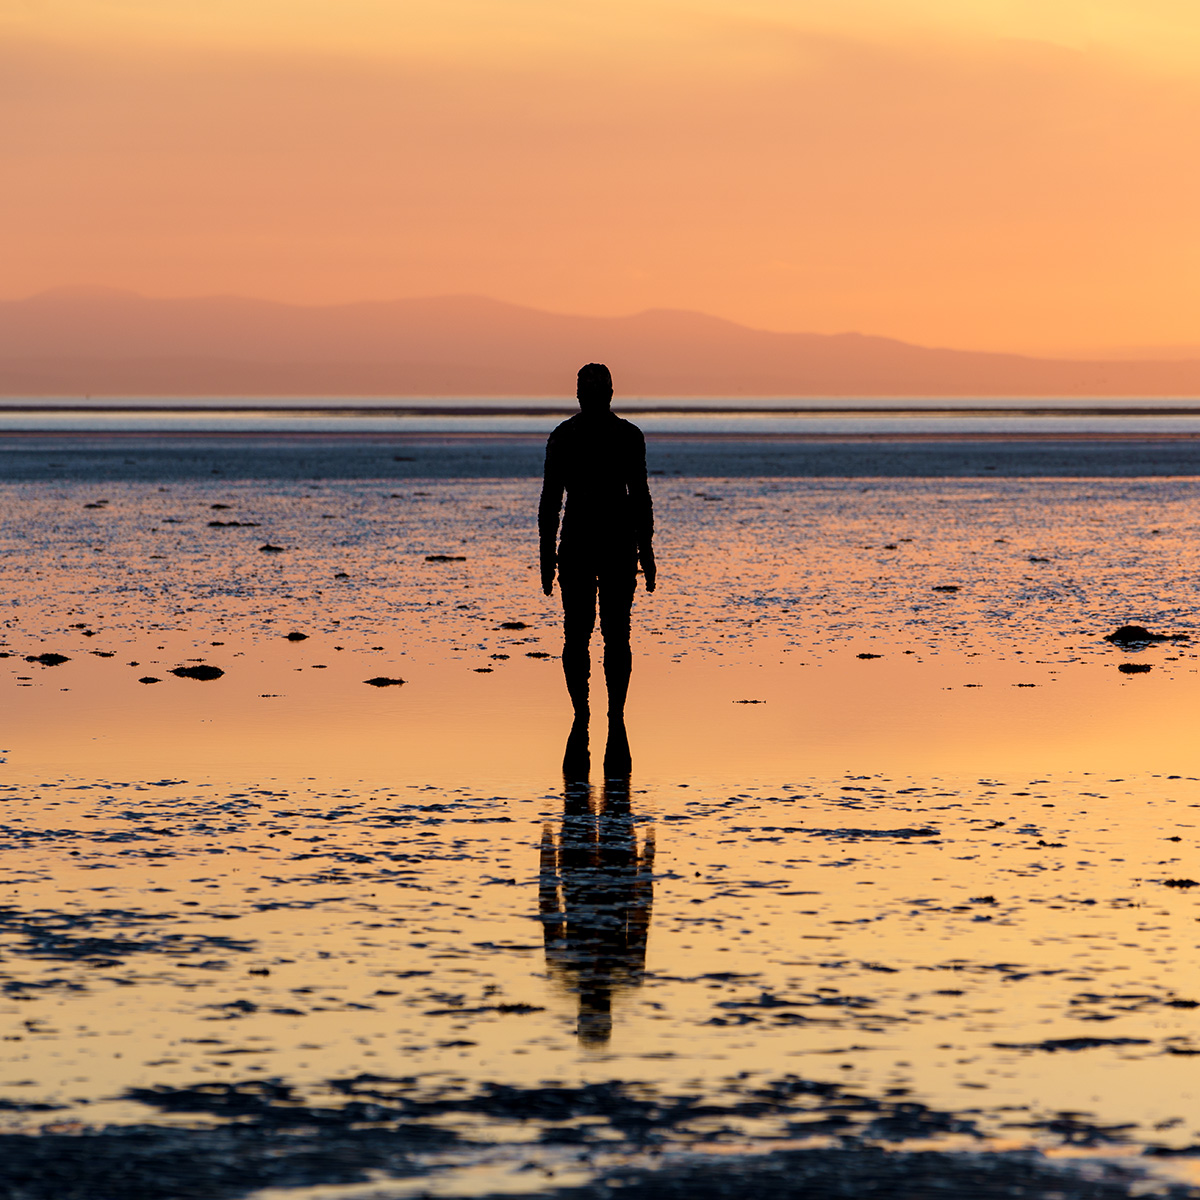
[7,427,1200,440]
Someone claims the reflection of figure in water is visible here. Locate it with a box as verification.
[539,726,654,1044]
[539,363,655,773]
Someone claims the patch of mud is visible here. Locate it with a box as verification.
[0,905,254,964]
[1,1074,1193,1200]
[493,1149,1197,1200]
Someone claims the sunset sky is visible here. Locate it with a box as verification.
[6,0,1200,354]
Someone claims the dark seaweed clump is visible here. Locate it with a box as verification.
[1106,625,1189,649]
[171,665,225,681]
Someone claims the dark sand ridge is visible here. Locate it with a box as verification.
[2,431,1200,481]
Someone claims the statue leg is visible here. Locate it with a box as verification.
[598,564,635,718]
[559,561,596,718]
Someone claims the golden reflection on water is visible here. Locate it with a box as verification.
[4,636,1200,785]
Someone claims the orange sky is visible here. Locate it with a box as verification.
[5,0,1200,355]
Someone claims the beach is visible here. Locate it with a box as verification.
[3,424,1200,1197]
[12,0,1200,1188]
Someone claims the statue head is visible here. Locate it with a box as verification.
[577,363,613,413]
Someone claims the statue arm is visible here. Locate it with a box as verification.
[629,430,656,592]
[538,435,564,596]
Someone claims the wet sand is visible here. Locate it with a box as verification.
[4,452,1200,1198]
[2,430,1200,481]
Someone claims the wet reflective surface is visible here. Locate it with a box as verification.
[4,473,1200,1197]
[542,731,654,1048]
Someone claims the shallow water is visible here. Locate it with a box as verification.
[4,475,1200,1197]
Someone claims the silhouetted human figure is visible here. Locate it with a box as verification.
[539,364,655,752]
[540,724,654,1045]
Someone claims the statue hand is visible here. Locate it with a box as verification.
[642,556,657,594]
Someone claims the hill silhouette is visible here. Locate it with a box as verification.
[3,289,1200,396]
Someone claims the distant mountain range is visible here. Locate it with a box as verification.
[3,288,1200,397]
